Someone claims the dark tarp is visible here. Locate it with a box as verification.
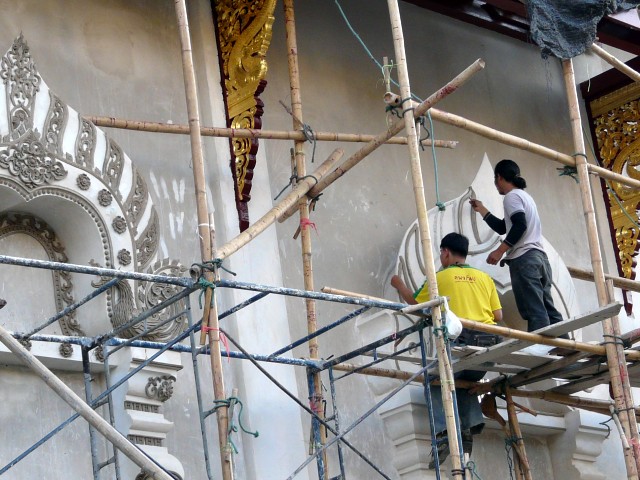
[527,0,640,58]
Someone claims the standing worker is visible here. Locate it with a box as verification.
[391,232,502,467]
[469,159,568,339]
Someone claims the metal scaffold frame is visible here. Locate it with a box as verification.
[2,1,640,479]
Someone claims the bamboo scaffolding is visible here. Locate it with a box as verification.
[568,266,640,293]
[562,58,639,480]
[174,2,232,479]
[282,1,328,477]
[607,280,640,471]
[505,388,533,480]
[85,115,457,148]
[278,58,485,222]
[386,1,464,476]
[0,324,174,480]
[426,107,640,190]
[215,149,343,260]
[457,316,640,360]
[332,361,640,420]
[590,43,640,82]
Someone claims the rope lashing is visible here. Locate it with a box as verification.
[194,259,237,277]
[432,324,450,343]
[300,217,318,235]
[274,173,298,200]
[201,326,230,360]
[301,123,317,163]
[557,165,579,183]
[466,460,483,480]
[196,277,216,309]
[212,396,259,454]
[504,435,523,480]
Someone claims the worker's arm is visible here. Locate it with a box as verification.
[492,308,503,323]
[486,211,527,265]
[469,199,506,234]
[390,275,418,305]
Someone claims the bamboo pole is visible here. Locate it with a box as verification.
[0,324,174,480]
[386,1,464,476]
[562,58,639,480]
[606,280,640,472]
[173,2,232,479]
[568,266,640,293]
[297,59,485,212]
[276,58,485,224]
[86,115,457,148]
[458,317,640,360]
[332,362,640,420]
[215,149,343,260]
[590,44,640,82]
[427,107,640,190]
[505,388,533,480]
[282,1,328,477]
[320,286,389,302]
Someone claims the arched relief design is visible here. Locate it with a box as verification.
[214,0,277,231]
[0,35,185,341]
[0,211,83,336]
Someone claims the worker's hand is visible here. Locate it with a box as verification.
[390,275,404,290]
[469,199,489,217]
[486,248,504,265]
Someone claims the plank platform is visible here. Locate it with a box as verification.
[450,302,621,373]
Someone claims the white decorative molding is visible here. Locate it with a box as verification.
[548,410,610,480]
[123,347,184,480]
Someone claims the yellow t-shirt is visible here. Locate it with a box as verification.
[414,264,501,325]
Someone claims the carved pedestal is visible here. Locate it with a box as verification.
[124,347,184,479]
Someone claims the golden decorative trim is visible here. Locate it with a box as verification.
[591,82,640,118]
[591,96,640,280]
[215,0,276,230]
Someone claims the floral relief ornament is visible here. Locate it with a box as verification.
[76,173,91,190]
[112,216,127,234]
[98,189,112,207]
[145,375,176,402]
[117,249,131,266]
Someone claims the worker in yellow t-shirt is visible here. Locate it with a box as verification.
[391,232,502,468]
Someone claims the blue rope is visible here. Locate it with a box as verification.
[334,0,445,211]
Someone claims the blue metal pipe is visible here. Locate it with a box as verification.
[23,278,119,338]
[0,254,193,287]
[269,306,371,358]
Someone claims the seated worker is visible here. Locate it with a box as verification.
[391,232,502,468]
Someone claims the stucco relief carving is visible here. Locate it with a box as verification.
[0,131,68,189]
[0,36,177,338]
[43,92,67,155]
[59,342,73,358]
[145,375,176,402]
[0,211,83,336]
[0,34,40,140]
[76,173,91,190]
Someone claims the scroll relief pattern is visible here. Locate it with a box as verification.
[0,35,185,341]
[215,0,276,231]
[592,89,640,281]
[0,212,83,336]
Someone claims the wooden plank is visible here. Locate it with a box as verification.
[509,351,595,387]
[450,303,621,373]
[553,361,640,394]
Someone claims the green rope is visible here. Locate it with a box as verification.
[212,396,259,454]
[432,324,450,342]
[197,277,216,309]
[557,165,579,183]
[195,259,237,277]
